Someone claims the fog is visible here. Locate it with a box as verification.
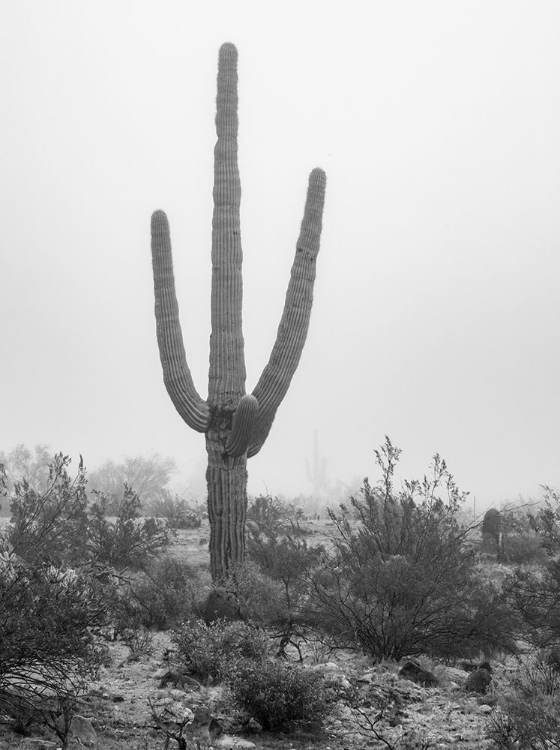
[1,1,559,511]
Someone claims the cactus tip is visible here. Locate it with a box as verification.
[151,209,167,222]
[219,42,238,59]
[310,167,326,184]
[151,210,169,234]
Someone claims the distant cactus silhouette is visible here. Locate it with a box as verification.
[306,429,327,497]
[150,43,326,581]
[482,508,504,558]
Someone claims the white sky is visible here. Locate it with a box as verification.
[1,1,559,511]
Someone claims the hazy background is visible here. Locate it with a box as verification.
[1,1,559,511]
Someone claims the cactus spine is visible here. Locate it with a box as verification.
[150,43,326,581]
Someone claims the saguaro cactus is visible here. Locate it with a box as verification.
[150,43,326,581]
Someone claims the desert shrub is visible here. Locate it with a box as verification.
[172,619,271,683]
[247,494,293,531]
[86,486,171,571]
[498,506,546,565]
[528,486,560,554]
[227,659,329,730]
[7,453,89,566]
[505,489,560,647]
[194,564,285,626]
[149,491,202,529]
[505,564,560,648]
[246,496,324,655]
[309,437,516,661]
[0,554,107,729]
[3,454,171,573]
[488,648,560,749]
[115,556,202,630]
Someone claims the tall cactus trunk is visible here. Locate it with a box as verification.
[206,447,247,581]
[150,43,326,581]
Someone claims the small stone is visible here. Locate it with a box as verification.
[399,660,438,687]
[69,715,97,747]
[214,736,256,748]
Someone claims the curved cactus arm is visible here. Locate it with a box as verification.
[226,394,258,457]
[247,168,326,458]
[151,210,211,432]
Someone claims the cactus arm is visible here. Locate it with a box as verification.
[208,42,246,409]
[226,394,258,457]
[247,168,326,458]
[150,210,211,432]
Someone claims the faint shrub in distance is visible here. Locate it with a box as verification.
[149,491,202,530]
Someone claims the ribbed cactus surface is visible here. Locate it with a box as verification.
[150,43,326,581]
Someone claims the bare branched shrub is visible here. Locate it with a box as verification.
[86,486,171,571]
[0,555,106,734]
[309,437,516,661]
[489,648,560,749]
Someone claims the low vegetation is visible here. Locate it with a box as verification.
[0,440,560,749]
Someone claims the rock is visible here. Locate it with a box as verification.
[214,736,256,749]
[465,668,492,694]
[69,714,97,747]
[158,668,201,689]
[444,667,469,684]
[322,661,341,671]
[19,740,57,750]
[399,660,438,687]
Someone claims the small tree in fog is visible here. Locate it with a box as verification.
[88,453,177,514]
[0,444,52,496]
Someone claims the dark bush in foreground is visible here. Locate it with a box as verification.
[0,553,107,730]
[172,619,271,683]
[228,659,329,730]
